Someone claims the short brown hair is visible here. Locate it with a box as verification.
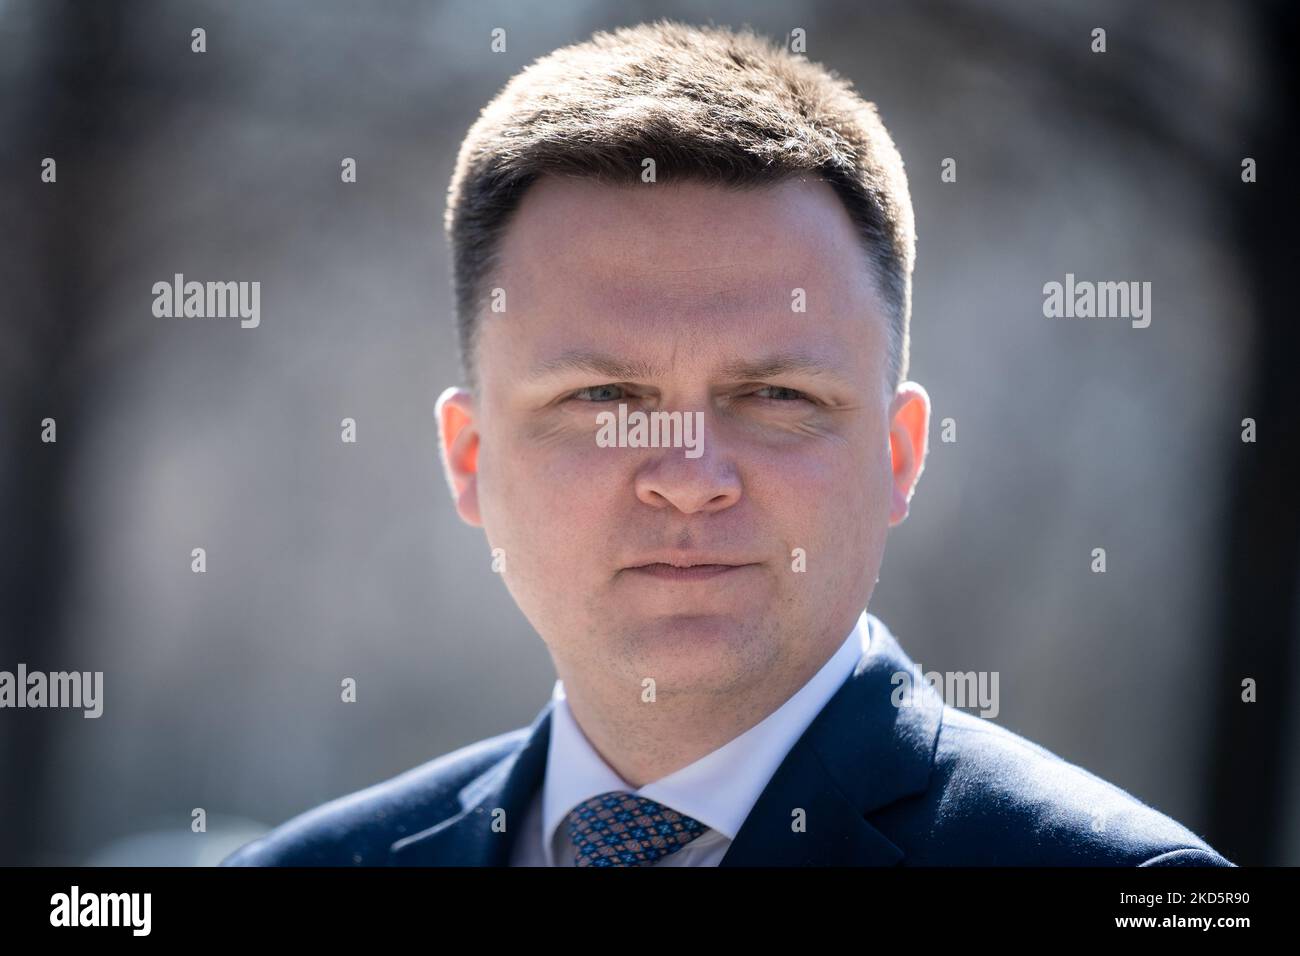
[445,19,916,392]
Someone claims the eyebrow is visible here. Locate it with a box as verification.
[525,351,667,382]
[524,349,844,383]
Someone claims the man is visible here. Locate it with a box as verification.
[223,21,1231,867]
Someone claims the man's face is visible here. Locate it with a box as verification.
[438,176,928,702]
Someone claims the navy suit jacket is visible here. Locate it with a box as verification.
[221,616,1233,866]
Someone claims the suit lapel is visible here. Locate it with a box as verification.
[388,699,554,866]
[719,615,944,866]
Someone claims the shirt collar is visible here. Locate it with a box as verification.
[539,610,872,866]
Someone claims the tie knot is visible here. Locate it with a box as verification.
[564,790,708,866]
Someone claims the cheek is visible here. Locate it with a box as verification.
[781,418,885,489]
[478,423,622,562]
[754,426,891,554]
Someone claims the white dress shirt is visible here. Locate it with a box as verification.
[509,610,872,866]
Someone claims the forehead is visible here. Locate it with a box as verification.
[482,175,887,378]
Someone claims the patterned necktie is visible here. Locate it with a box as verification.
[565,791,708,866]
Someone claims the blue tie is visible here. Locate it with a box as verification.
[565,791,708,866]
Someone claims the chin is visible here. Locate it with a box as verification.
[616,613,768,679]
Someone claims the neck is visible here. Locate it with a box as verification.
[553,630,848,788]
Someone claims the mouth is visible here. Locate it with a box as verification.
[623,560,759,581]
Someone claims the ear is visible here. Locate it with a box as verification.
[887,382,931,527]
[435,386,483,527]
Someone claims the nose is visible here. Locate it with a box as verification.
[632,418,742,514]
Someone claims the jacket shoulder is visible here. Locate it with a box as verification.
[875,706,1233,866]
[219,727,528,866]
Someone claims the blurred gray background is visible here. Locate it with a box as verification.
[1,0,1296,866]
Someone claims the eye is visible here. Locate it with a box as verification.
[569,383,628,402]
[751,385,811,403]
